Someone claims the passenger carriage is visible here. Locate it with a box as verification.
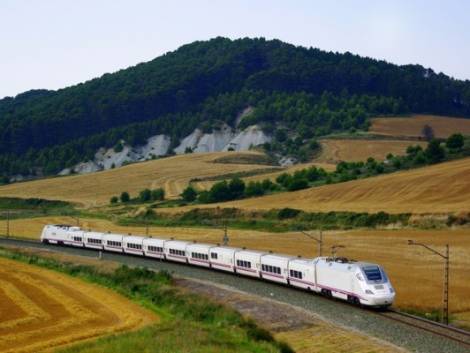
[287,258,316,290]
[143,237,166,259]
[234,249,265,277]
[123,236,145,256]
[83,231,104,250]
[186,243,214,267]
[102,232,124,252]
[164,240,190,263]
[209,246,239,272]
[260,253,293,284]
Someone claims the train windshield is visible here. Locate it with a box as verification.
[362,266,382,281]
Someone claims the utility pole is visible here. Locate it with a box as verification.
[408,240,450,325]
[6,210,10,238]
[222,221,229,246]
[301,230,323,257]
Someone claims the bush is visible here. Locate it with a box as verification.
[139,188,152,202]
[110,196,118,204]
[287,178,308,191]
[425,139,445,163]
[181,186,197,202]
[120,191,130,203]
[446,133,464,151]
[151,188,165,201]
[244,181,265,197]
[228,178,245,199]
[277,207,301,219]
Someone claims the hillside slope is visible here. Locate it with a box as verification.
[370,115,470,138]
[0,152,272,206]
[1,37,470,178]
[171,158,470,214]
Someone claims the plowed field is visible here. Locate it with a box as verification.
[0,257,156,353]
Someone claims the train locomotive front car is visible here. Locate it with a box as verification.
[314,257,395,307]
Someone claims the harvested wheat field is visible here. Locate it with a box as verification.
[186,157,470,214]
[0,256,156,353]
[0,152,271,206]
[4,216,470,325]
[313,139,425,164]
[370,114,470,139]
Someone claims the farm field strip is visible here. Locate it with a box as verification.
[0,152,271,206]
[181,157,470,214]
[370,115,470,138]
[0,257,157,353]
[314,139,426,164]
[3,215,470,325]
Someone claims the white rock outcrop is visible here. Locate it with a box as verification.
[59,125,272,175]
[223,125,271,151]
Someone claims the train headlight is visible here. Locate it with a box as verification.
[365,289,374,295]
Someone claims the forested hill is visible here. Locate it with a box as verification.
[1,37,470,179]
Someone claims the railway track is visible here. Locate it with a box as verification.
[378,309,470,348]
[1,236,470,353]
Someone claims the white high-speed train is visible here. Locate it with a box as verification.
[41,224,395,307]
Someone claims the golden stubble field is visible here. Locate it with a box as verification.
[176,157,470,214]
[4,215,470,324]
[0,152,272,206]
[370,114,470,138]
[314,139,426,164]
[0,256,157,353]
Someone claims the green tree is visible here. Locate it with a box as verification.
[422,124,435,141]
[425,139,445,163]
[120,191,130,203]
[244,181,265,197]
[446,133,464,151]
[139,188,152,202]
[181,186,197,202]
[287,178,308,191]
[208,181,231,202]
[110,196,118,204]
[228,178,245,199]
[151,188,165,201]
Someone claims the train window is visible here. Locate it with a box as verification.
[211,252,218,259]
[362,266,382,281]
[88,238,101,244]
[289,270,303,279]
[73,236,82,242]
[236,260,251,268]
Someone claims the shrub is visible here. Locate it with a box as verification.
[151,188,165,201]
[110,196,118,204]
[228,178,245,199]
[139,188,152,202]
[425,139,445,163]
[244,181,265,197]
[287,178,308,191]
[277,207,301,219]
[446,133,464,151]
[181,186,197,202]
[120,191,130,203]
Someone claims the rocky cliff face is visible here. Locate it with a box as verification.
[59,125,271,175]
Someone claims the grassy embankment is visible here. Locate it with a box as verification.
[0,248,293,353]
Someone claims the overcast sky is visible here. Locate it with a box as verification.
[1,0,469,98]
